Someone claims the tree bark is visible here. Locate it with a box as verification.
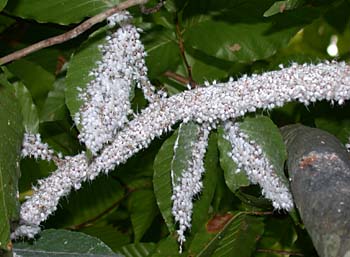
[281,124,350,257]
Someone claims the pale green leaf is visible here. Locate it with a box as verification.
[217,126,250,193]
[13,229,123,257]
[0,75,23,252]
[6,0,120,25]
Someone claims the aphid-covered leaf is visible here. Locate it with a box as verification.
[65,29,106,127]
[217,126,250,193]
[238,116,288,186]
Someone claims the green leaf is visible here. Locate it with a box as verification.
[153,123,203,233]
[153,132,178,233]
[0,15,14,33]
[80,225,131,252]
[128,189,158,241]
[14,82,39,133]
[120,243,156,257]
[0,76,23,252]
[256,216,298,257]
[5,0,120,25]
[191,133,219,233]
[7,59,55,110]
[315,118,350,144]
[0,0,5,10]
[65,29,106,125]
[0,0,7,11]
[264,0,303,17]
[151,235,182,257]
[144,28,181,78]
[46,176,124,228]
[13,229,123,257]
[40,77,67,122]
[188,213,264,257]
[182,0,318,63]
[217,126,250,193]
[239,116,288,186]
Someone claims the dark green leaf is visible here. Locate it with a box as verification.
[151,235,182,257]
[120,243,156,257]
[315,118,350,144]
[14,82,39,133]
[7,59,55,110]
[239,116,288,186]
[6,0,120,25]
[217,126,250,193]
[144,28,181,78]
[0,76,23,252]
[13,229,123,257]
[0,15,14,33]
[46,176,124,228]
[128,189,158,241]
[264,0,303,17]
[188,213,264,257]
[80,225,131,252]
[65,29,106,125]
[40,77,67,122]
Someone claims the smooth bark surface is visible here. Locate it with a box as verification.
[282,125,350,257]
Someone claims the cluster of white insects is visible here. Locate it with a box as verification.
[15,11,350,252]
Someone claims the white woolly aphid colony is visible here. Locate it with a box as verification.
[14,11,350,252]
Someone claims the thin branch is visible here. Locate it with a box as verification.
[0,0,149,65]
[256,248,304,256]
[164,71,191,85]
[175,19,196,88]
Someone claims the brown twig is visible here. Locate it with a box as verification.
[164,71,191,85]
[175,18,196,88]
[0,0,149,65]
[256,248,304,256]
